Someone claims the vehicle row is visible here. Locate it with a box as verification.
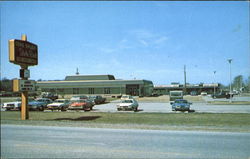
[1,95,194,113]
[1,95,107,111]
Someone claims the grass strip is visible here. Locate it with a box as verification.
[1,111,250,132]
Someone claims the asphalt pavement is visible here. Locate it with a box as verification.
[1,124,250,159]
[1,96,250,113]
[93,101,250,113]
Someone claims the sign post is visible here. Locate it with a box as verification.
[9,35,38,120]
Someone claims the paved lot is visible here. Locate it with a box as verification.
[93,101,250,113]
[2,125,250,159]
[1,96,250,113]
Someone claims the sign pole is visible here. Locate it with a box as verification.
[21,35,29,120]
[9,34,38,120]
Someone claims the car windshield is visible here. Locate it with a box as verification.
[36,99,46,102]
[72,100,86,103]
[175,100,187,103]
[55,100,65,103]
[122,100,133,103]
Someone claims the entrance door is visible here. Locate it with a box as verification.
[126,85,139,96]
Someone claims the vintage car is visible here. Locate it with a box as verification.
[2,101,21,111]
[28,100,47,111]
[117,99,138,111]
[211,91,232,99]
[170,99,192,111]
[70,95,89,101]
[2,98,34,111]
[68,99,94,111]
[47,99,70,111]
[41,92,58,101]
[120,95,134,100]
[35,98,53,107]
[88,95,106,104]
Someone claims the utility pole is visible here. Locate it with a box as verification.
[228,59,232,103]
[213,71,216,96]
[184,65,187,95]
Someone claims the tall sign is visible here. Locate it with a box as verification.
[9,39,38,66]
[9,35,38,120]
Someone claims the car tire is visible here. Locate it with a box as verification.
[39,106,44,111]
[134,107,138,112]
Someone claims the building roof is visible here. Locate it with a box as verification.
[37,79,153,88]
[65,75,115,81]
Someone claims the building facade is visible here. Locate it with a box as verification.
[153,83,220,95]
[37,75,154,97]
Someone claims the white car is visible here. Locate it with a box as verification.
[2,101,21,111]
[117,99,138,111]
[47,99,70,111]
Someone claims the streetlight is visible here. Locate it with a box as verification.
[227,59,232,103]
[213,71,216,96]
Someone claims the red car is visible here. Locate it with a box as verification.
[68,99,94,111]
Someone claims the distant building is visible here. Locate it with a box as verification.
[153,83,220,95]
[37,75,154,97]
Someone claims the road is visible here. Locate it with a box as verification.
[1,125,250,159]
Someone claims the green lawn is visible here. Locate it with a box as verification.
[1,111,250,132]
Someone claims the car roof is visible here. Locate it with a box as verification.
[175,99,186,101]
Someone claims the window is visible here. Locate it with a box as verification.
[104,88,111,94]
[73,88,79,94]
[88,88,94,94]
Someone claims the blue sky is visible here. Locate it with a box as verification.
[1,1,249,85]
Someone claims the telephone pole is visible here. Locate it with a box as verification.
[228,59,233,103]
[184,65,187,95]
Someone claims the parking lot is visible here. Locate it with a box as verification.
[91,101,250,113]
[1,96,250,114]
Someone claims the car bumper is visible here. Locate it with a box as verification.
[47,106,60,110]
[3,106,15,110]
[173,106,190,111]
[117,106,135,111]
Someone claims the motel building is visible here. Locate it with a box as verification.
[36,75,154,98]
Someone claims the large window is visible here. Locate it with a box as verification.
[104,88,111,94]
[88,88,94,94]
[73,88,79,94]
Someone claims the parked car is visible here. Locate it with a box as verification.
[190,91,197,96]
[28,100,47,111]
[200,92,207,96]
[117,99,138,111]
[47,99,70,111]
[70,95,88,101]
[68,99,94,111]
[88,95,106,104]
[41,92,58,101]
[35,98,53,107]
[2,98,34,111]
[171,99,192,112]
[120,95,134,100]
[211,91,232,99]
[2,100,21,111]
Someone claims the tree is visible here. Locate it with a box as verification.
[0,77,12,92]
[232,75,244,91]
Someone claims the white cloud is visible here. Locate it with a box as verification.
[127,29,168,48]
[154,36,168,45]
